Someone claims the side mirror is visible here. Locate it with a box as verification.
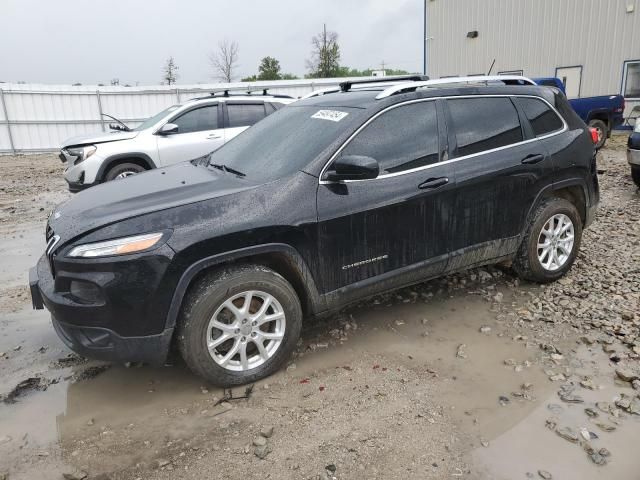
[158,123,179,135]
[325,155,379,182]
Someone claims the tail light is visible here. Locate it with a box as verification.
[589,127,599,145]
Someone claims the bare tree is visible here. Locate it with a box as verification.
[209,40,239,83]
[306,24,341,78]
[162,57,179,85]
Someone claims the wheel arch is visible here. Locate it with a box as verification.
[165,243,325,332]
[96,153,156,182]
[527,180,588,229]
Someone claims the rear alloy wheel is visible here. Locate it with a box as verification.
[536,214,575,271]
[513,198,582,283]
[177,265,302,386]
[104,162,146,182]
[588,119,607,150]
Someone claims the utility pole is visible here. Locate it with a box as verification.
[423,0,428,75]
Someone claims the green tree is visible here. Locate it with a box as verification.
[257,56,281,80]
[306,25,341,78]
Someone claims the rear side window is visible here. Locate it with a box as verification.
[227,104,266,128]
[172,105,219,133]
[447,97,523,157]
[341,101,439,174]
[517,97,564,136]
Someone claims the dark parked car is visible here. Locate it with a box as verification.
[628,122,640,188]
[30,76,599,386]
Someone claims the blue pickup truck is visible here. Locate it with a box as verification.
[534,77,625,149]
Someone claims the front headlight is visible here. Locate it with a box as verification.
[65,145,97,165]
[67,232,164,258]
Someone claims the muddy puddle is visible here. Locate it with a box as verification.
[1,279,573,479]
[0,221,636,479]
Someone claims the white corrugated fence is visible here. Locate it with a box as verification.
[0,79,351,154]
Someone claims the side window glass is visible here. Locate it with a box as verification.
[341,101,439,174]
[172,105,218,134]
[517,97,564,136]
[227,104,266,128]
[447,98,523,157]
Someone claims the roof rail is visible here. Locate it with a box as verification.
[375,75,536,99]
[207,87,293,99]
[299,87,341,100]
[339,75,429,92]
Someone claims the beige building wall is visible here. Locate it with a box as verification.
[426,0,640,107]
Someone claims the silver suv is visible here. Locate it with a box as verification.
[59,90,294,192]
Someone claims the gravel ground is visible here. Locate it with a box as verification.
[0,136,639,480]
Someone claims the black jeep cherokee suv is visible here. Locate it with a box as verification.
[30,76,599,386]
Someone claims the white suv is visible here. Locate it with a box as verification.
[59,90,294,192]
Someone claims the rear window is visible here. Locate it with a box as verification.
[447,97,523,157]
[227,104,266,128]
[517,97,564,136]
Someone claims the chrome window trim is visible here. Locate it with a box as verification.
[318,94,568,185]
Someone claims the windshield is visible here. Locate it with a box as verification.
[133,104,181,131]
[207,105,361,181]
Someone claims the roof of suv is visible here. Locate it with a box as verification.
[296,76,557,109]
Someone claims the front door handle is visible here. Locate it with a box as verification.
[419,176,449,190]
[521,154,544,165]
[207,134,222,140]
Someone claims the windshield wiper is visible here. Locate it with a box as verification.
[209,163,246,177]
[102,113,132,132]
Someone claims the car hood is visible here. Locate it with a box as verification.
[61,130,139,148]
[48,161,256,243]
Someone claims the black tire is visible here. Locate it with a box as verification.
[176,265,302,386]
[632,166,640,189]
[104,162,146,182]
[513,198,583,283]
[588,119,607,150]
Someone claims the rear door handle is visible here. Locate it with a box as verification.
[419,176,449,190]
[521,154,544,165]
[207,134,222,140]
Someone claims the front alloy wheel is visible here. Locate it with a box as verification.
[177,265,302,386]
[207,290,286,372]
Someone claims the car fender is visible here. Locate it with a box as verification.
[524,178,590,229]
[96,152,157,182]
[164,243,326,331]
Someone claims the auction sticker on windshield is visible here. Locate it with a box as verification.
[311,110,349,122]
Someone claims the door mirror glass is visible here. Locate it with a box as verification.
[325,155,379,181]
[158,123,179,135]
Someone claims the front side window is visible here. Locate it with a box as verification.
[227,104,266,128]
[340,101,439,174]
[448,97,523,157]
[517,97,564,137]
[172,105,218,134]
[624,61,640,98]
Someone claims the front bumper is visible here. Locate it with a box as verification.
[628,149,640,167]
[62,152,103,192]
[29,246,176,366]
[51,315,173,366]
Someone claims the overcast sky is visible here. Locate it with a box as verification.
[1,0,424,85]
